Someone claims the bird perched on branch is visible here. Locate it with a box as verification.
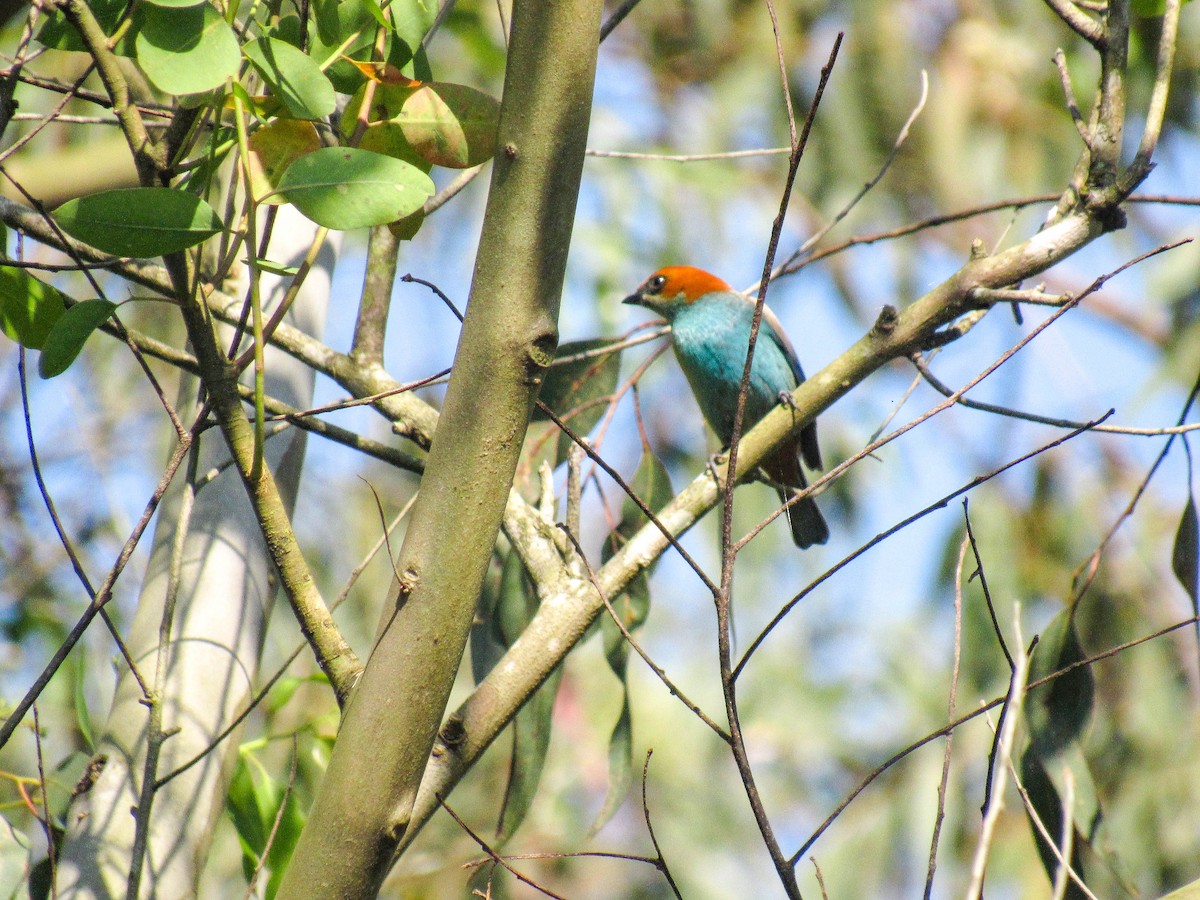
[624,265,829,548]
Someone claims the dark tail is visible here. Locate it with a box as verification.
[779,487,829,549]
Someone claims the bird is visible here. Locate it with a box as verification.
[624,265,829,548]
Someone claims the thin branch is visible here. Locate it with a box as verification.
[438,797,569,900]
[157,494,417,789]
[639,751,683,899]
[536,400,717,594]
[736,411,1112,682]
[32,706,57,900]
[1042,0,1105,48]
[1053,49,1092,147]
[737,237,1187,661]
[964,500,1014,671]
[18,350,150,698]
[1124,0,1182,187]
[0,428,193,750]
[966,619,1030,900]
[913,351,1200,437]
[1072,361,1200,600]
[715,30,843,900]
[587,147,791,162]
[598,0,642,42]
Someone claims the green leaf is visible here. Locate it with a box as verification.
[243,38,336,120]
[135,4,240,96]
[1018,751,1091,900]
[227,746,293,882]
[342,80,499,170]
[54,188,223,258]
[398,82,500,168]
[1162,878,1200,899]
[308,0,383,93]
[1025,607,1094,758]
[498,666,563,842]
[1172,492,1198,616]
[74,658,95,751]
[475,550,564,842]
[534,338,624,463]
[277,147,435,229]
[591,699,634,834]
[0,267,69,349]
[39,300,117,378]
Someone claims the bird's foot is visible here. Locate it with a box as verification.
[778,389,797,408]
[706,450,728,481]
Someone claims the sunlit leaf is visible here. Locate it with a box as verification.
[0,267,68,349]
[243,38,336,120]
[308,0,384,93]
[277,147,434,229]
[340,83,430,170]
[39,300,117,378]
[398,83,500,168]
[135,4,240,96]
[54,188,223,258]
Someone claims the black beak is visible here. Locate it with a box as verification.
[622,291,645,307]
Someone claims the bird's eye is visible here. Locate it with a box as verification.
[649,275,667,292]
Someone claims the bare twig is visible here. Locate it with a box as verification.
[32,706,57,900]
[639,751,683,899]
[964,500,1014,671]
[1053,49,1091,147]
[967,609,1029,900]
[1042,0,1105,48]
[438,797,569,900]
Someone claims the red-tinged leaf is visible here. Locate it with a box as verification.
[247,119,322,204]
[397,82,500,168]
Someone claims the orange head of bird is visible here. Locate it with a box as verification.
[622,266,734,315]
